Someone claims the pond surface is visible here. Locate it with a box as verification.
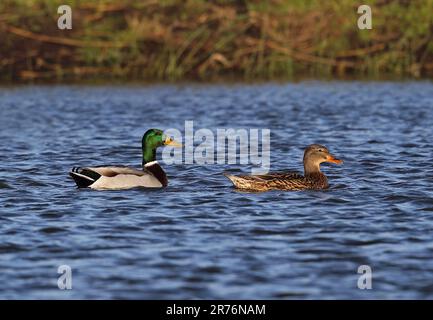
[1,82,433,299]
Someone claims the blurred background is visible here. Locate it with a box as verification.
[1,0,432,82]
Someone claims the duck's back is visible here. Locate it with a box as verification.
[225,171,328,191]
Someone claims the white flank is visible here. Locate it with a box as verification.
[90,173,163,190]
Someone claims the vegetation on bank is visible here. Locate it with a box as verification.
[0,0,432,82]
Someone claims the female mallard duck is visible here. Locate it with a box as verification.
[69,129,181,190]
[224,144,342,191]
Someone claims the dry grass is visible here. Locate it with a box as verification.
[0,0,432,81]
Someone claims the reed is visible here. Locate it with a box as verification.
[0,0,432,81]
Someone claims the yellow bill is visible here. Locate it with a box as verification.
[164,135,183,147]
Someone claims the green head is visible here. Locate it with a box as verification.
[141,129,182,165]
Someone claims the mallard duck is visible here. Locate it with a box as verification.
[69,129,181,190]
[224,144,342,191]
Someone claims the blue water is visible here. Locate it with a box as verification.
[1,82,433,299]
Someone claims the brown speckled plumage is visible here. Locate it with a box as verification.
[224,144,342,192]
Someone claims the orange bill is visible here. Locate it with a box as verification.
[326,154,343,164]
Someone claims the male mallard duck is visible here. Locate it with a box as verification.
[224,144,342,191]
[69,129,181,190]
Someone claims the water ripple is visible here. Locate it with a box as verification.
[1,82,433,299]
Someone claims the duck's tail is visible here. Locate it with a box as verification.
[69,167,100,188]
